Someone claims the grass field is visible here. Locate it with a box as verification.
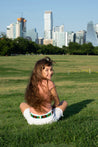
[0,55,98,147]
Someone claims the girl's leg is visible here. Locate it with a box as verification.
[56,100,68,112]
[19,102,31,113]
[20,103,33,125]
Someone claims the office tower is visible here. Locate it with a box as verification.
[75,30,86,45]
[44,11,53,39]
[66,31,75,46]
[0,32,6,38]
[86,21,98,46]
[95,24,98,38]
[95,24,98,32]
[38,37,43,45]
[7,17,27,39]
[53,25,66,48]
[7,23,16,39]
[53,25,64,32]
[7,25,12,38]
[26,28,38,43]
[16,18,26,38]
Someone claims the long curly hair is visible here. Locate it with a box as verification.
[25,56,54,112]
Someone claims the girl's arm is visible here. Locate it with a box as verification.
[50,86,60,108]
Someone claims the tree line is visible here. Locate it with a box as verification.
[0,36,98,56]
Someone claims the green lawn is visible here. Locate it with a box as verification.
[0,55,98,147]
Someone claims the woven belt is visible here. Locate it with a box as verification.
[30,110,53,119]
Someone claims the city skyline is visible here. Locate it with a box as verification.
[0,0,98,37]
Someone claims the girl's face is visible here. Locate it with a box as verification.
[42,65,53,80]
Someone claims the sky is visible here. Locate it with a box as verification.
[0,0,98,37]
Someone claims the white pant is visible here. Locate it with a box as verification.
[23,108,63,125]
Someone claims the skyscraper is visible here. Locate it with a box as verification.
[75,30,86,45]
[53,25,66,48]
[7,17,27,39]
[44,11,53,39]
[7,23,16,39]
[17,18,26,38]
[66,31,75,46]
[86,21,98,46]
[95,24,98,38]
[26,28,38,43]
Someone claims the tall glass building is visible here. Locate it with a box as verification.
[86,21,98,46]
[53,25,66,48]
[7,17,27,39]
[17,18,26,38]
[95,24,98,38]
[26,28,38,43]
[44,11,53,39]
[75,30,86,45]
[66,32,75,46]
[7,23,16,39]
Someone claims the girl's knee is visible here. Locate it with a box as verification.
[19,102,25,109]
[61,100,68,107]
[62,101,68,111]
[63,100,68,107]
[56,100,68,112]
[19,102,30,113]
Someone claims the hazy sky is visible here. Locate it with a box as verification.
[0,0,98,37]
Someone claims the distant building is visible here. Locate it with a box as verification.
[16,17,26,38]
[26,28,38,43]
[38,37,43,45]
[53,25,64,32]
[75,30,86,45]
[0,32,6,38]
[95,24,98,38]
[66,31,75,46]
[44,11,53,39]
[7,23,15,39]
[6,17,27,39]
[86,21,98,46]
[43,39,53,45]
[25,36,32,41]
[53,25,66,48]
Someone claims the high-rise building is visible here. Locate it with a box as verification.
[66,31,75,46]
[6,17,27,39]
[38,37,43,45]
[16,17,26,38]
[44,11,53,39]
[53,25,64,32]
[26,28,38,43]
[7,24,12,39]
[0,32,6,38]
[7,23,16,39]
[53,25,66,48]
[75,30,86,45]
[86,21,98,46]
[95,24,98,38]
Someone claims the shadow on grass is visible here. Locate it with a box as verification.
[63,99,94,119]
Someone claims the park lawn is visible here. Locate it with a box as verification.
[0,55,98,147]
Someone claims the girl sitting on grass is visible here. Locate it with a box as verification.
[20,56,67,125]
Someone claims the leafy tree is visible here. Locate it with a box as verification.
[62,46,68,54]
[0,36,98,56]
[68,42,81,55]
[93,46,98,55]
[0,37,13,55]
[81,43,94,55]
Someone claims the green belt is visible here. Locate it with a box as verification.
[30,110,53,119]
